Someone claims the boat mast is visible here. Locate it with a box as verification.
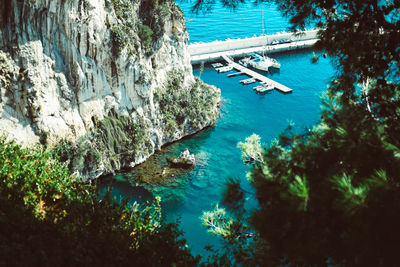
[262,8,265,56]
[262,8,265,36]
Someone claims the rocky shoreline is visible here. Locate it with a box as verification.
[0,0,220,180]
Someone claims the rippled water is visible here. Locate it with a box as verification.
[176,1,290,43]
[99,1,335,257]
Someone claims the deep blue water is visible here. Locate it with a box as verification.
[99,1,335,258]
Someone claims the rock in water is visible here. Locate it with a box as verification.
[167,149,196,169]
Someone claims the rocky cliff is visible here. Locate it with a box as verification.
[0,0,220,179]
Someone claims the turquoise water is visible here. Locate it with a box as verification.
[99,1,335,257]
[177,1,290,43]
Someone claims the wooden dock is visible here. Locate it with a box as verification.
[221,55,293,93]
[228,72,244,77]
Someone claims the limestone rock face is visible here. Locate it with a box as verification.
[0,0,220,179]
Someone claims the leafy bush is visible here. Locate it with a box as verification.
[0,137,199,265]
[109,0,137,55]
[154,71,219,137]
[138,24,154,54]
[108,0,185,56]
[53,110,149,177]
[110,24,130,53]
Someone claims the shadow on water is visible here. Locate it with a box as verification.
[268,67,281,76]
[98,175,155,205]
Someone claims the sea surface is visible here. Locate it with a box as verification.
[177,0,290,43]
[99,1,335,257]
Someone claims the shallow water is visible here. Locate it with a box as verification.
[99,1,335,257]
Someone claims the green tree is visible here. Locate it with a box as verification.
[196,0,400,265]
[0,137,199,266]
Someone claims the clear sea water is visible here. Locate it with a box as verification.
[178,0,290,43]
[99,1,335,257]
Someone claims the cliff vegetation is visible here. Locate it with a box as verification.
[0,0,220,178]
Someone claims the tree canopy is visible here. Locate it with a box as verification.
[0,138,199,266]
[196,0,400,265]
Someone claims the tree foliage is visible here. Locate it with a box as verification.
[194,0,400,265]
[0,138,199,266]
[241,98,400,265]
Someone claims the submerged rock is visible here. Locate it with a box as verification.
[167,149,196,169]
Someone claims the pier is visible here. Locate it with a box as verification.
[227,72,244,77]
[221,55,293,93]
[188,30,320,93]
[188,29,319,64]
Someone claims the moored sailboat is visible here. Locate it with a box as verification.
[238,9,281,72]
[239,53,280,72]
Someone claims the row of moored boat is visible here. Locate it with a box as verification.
[212,52,280,94]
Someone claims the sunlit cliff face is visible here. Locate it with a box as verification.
[0,0,220,179]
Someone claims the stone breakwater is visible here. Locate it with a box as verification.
[0,0,220,179]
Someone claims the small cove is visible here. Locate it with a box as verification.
[99,2,335,256]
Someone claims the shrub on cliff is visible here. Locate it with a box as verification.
[154,71,219,137]
[0,137,199,266]
[138,24,154,54]
[52,109,151,178]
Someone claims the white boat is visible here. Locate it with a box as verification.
[238,10,281,72]
[254,82,274,93]
[240,78,256,85]
[211,63,223,68]
[216,65,233,73]
[264,55,281,69]
[239,53,280,72]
